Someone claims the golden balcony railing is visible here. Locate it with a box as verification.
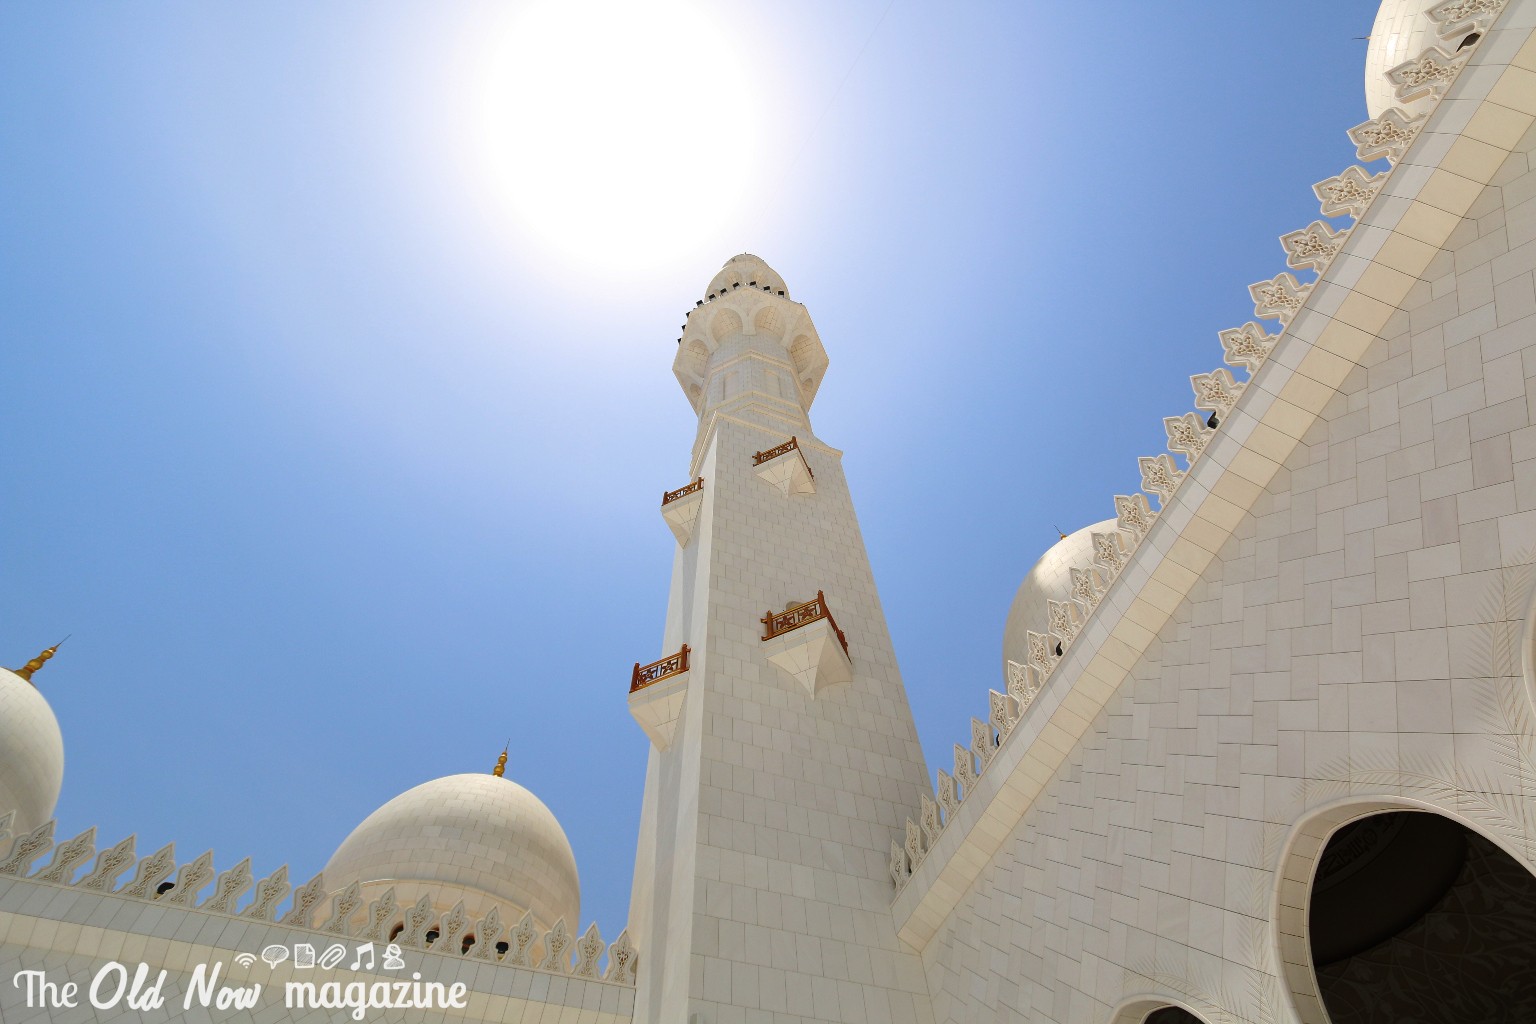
[662,477,704,507]
[752,436,814,478]
[631,644,690,693]
[760,591,848,656]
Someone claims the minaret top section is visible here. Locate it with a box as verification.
[705,254,789,301]
[673,254,828,417]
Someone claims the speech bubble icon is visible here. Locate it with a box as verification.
[260,944,289,968]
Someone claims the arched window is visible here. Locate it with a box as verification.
[1307,810,1536,1023]
[1143,1007,1204,1024]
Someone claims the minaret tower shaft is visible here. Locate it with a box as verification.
[628,255,935,1024]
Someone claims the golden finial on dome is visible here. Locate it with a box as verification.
[13,637,68,684]
[492,744,509,778]
[1054,525,1068,540]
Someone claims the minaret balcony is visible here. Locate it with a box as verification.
[628,645,691,750]
[660,477,704,547]
[760,591,851,698]
[752,436,815,496]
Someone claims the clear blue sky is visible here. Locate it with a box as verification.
[1,1,1380,939]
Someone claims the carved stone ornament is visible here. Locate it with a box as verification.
[920,793,942,847]
[1388,46,1469,105]
[35,826,95,884]
[538,918,572,973]
[1219,322,1276,374]
[574,923,605,977]
[200,856,253,914]
[242,865,291,921]
[1349,108,1425,164]
[1314,166,1388,219]
[0,819,56,877]
[119,842,176,899]
[1114,493,1154,540]
[320,879,363,935]
[1280,220,1347,272]
[471,905,505,961]
[507,910,539,967]
[162,850,214,907]
[1190,367,1244,419]
[1165,412,1212,464]
[1428,0,1505,37]
[1249,271,1311,324]
[1138,454,1185,506]
[79,834,137,892]
[605,929,638,984]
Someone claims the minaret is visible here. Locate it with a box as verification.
[628,255,935,1024]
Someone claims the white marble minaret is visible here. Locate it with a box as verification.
[627,255,935,1024]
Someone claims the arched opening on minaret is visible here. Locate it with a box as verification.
[1305,810,1536,1023]
[1142,1008,1205,1024]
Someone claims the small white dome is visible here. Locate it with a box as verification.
[325,773,580,932]
[0,668,64,833]
[1002,520,1118,684]
[706,254,788,299]
[1365,0,1443,119]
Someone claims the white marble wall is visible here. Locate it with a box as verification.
[917,32,1536,1024]
[0,872,634,1023]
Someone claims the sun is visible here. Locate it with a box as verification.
[465,0,761,267]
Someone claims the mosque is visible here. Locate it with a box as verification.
[4,0,1536,1021]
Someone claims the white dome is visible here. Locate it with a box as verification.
[325,773,580,932]
[0,668,64,833]
[1365,0,1443,119]
[1002,520,1118,684]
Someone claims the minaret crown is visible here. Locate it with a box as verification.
[672,254,829,417]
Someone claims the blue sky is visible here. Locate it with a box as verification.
[1,1,1380,940]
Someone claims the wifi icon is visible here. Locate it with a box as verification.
[233,953,257,969]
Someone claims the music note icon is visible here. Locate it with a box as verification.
[350,942,375,970]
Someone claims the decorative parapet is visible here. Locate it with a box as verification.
[752,436,816,496]
[1388,45,1471,106]
[629,645,691,750]
[1429,0,1507,37]
[1249,271,1311,324]
[760,591,852,697]
[1279,220,1347,273]
[891,0,1509,903]
[661,477,703,506]
[1349,109,1426,164]
[1314,165,1388,218]
[0,814,638,985]
[631,644,690,693]
[762,591,847,652]
[661,477,706,547]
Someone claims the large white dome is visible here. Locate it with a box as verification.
[325,772,580,932]
[1365,0,1443,119]
[1002,520,1118,684]
[0,667,64,833]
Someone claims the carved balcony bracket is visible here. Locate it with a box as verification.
[661,477,705,547]
[628,645,691,750]
[752,436,816,497]
[760,591,851,698]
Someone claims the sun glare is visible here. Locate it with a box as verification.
[469,0,759,267]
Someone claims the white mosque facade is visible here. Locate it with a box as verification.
[5,1,1536,1021]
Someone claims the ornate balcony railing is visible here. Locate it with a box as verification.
[761,591,848,655]
[662,478,704,507]
[752,436,813,478]
[631,645,690,693]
